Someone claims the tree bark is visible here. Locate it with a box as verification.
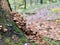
[0,0,11,12]
[0,0,12,25]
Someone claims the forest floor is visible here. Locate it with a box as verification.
[0,2,60,45]
[21,2,60,45]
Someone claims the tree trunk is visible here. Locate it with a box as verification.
[0,0,12,26]
[0,0,11,12]
[24,0,26,9]
[40,0,43,4]
[35,0,38,5]
[30,0,32,6]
